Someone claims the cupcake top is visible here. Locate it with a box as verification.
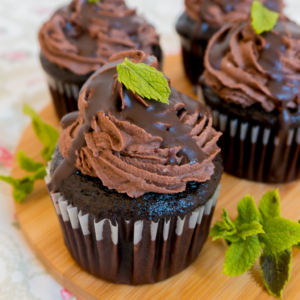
[38,0,160,75]
[185,0,283,28]
[204,17,300,113]
[49,50,222,198]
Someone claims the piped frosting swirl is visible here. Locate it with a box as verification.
[204,18,300,113]
[38,0,160,75]
[185,0,283,28]
[50,51,222,198]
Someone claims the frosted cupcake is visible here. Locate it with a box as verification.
[39,0,162,119]
[45,50,223,284]
[200,15,300,183]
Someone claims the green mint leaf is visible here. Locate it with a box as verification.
[221,209,236,231]
[260,249,292,299]
[87,0,99,3]
[17,151,44,173]
[0,167,46,203]
[210,209,237,241]
[259,218,300,253]
[235,195,260,226]
[23,104,59,162]
[236,221,265,240]
[259,189,281,224]
[294,221,300,249]
[251,1,279,35]
[117,57,171,104]
[223,236,261,276]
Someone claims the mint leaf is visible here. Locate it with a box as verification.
[294,221,300,249]
[17,151,44,172]
[23,104,59,162]
[260,249,292,299]
[221,209,235,231]
[0,167,46,203]
[210,209,237,241]
[236,221,265,240]
[251,1,279,35]
[259,218,300,252]
[235,195,260,225]
[87,0,98,3]
[117,58,171,104]
[259,189,281,224]
[223,236,261,276]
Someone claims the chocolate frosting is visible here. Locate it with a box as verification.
[49,50,222,198]
[185,0,284,27]
[38,0,160,75]
[204,18,300,116]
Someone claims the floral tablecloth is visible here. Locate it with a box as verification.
[0,0,299,299]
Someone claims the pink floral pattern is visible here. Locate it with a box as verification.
[60,288,78,300]
[0,146,13,168]
[1,51,29,62]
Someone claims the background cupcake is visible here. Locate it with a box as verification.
[200,15,300,183]
[175,0,284,85]
[39,0,163,119]
[46,50,223,285]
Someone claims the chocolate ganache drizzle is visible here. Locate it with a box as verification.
[185,0,283,28]
[48,51,222,198]
[39,0,160,75]
[204,18,300,120]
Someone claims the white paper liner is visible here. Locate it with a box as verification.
[46,75,80,99]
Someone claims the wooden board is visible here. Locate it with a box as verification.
[11,55,300,300]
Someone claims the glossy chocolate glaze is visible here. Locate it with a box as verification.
[48,52,221,196]
[50,146,223,222]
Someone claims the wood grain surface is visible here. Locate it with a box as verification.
[11,55,300,300]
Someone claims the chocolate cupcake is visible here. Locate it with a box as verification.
[200,17,300,183]
[175,0,283,85]
[45,50,223,285]
[39,0,163,119]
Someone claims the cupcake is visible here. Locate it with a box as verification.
[39,0,163,120]
[45,50,223,285]
[200,16,300,183]
[175,0,284,85]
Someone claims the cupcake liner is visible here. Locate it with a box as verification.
[46,74,82,119]
[207,107,300,183]
[45,166,220,284]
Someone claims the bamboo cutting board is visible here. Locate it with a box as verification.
[11,55,300,300]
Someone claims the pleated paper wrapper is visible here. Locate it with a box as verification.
[45,164,221,285]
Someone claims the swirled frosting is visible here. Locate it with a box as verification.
[204,18,300,113]
[185,0,283,28]
[49,50,222,198]
[38,0,160,75]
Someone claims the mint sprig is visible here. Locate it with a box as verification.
[251,1,279,35]
[0,105,58,203]
[117,57,171,104]
[23,104,59,162]
[210,190,300,299]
